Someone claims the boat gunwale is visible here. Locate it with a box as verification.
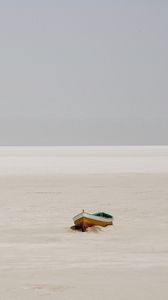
[73,212,113,223]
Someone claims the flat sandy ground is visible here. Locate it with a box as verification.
[0,173,168,300]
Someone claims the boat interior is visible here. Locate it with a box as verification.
[93,212,113,219]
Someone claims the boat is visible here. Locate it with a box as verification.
[73,210,113,232]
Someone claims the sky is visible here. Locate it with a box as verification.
[0,0,167,145]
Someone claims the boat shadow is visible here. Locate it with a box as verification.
[70,225,102,233]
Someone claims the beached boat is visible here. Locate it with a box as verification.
[73,210,113,231]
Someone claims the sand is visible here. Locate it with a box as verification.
[0,147,168,299]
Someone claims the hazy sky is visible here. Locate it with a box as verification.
[0,0,167,145]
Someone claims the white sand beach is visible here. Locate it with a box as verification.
[0,147,168,299]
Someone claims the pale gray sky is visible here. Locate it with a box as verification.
[0,0,167,145]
